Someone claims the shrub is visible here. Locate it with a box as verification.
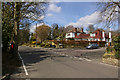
[106,46,114,53]
[115,51,120,59]
[112,35,120,59]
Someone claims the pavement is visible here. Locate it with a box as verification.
[10,46,118,79]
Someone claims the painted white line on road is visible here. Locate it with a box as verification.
[100,62,118,68]
[66,55,69,57]
[79,58,84,60]
[83,58,92,61]
[85,59,92,61]
[74,57,77,59]
[1,74,9,80]
[18,52,29,75]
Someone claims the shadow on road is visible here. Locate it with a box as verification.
[10,49,52,77]
[19,50,51,66]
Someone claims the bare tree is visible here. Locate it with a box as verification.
[97,0,119,28]
[86,24,95,33]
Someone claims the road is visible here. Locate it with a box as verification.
[11,46,118,78]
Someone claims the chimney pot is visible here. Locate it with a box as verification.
[75,28,77,32]
[81,28,83,32]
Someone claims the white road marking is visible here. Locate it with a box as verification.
[74,57,77,59]
[66,55,69,56]
[85,59,92,61]
[79,58,84,60]
[57,52,92,62]
[1,74,9,80]
[18,52,29,75]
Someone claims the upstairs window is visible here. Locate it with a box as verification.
[93,33,95,37]
[67,33,70,36]
[90,33,95,37]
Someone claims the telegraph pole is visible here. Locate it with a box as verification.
[36,23,37,47]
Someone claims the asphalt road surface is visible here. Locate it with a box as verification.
[11,46,118,78]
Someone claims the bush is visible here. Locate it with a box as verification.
[115,51,120,59]
[106,46,114,53]
[112,35,120,59]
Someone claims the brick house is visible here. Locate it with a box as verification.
[66,28,112,45]
[75,29,111,41]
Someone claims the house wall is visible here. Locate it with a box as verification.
[66,32,75,38]
[77,33,80,36]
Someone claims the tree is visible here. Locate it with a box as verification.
[65,25,74,32]
[97,1,119,28]
[18,29,30,44]
[2,2,14,52]
[51,23,59,39]
[86,24,95,33]
[36,24,51,42]
[58,26,66,40]
[2,2,47,54]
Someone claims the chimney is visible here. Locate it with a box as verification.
[75,28,77,32]
[81,28,83,33]
[75,28,77,37]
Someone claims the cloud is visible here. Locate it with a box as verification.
[65,11,101,28]
[48,3,61,13]
[47,13,53,16]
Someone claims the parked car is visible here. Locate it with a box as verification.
[86,44,99,49]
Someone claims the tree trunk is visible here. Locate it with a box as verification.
[13,2,21,55]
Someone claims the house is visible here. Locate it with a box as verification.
[75,29,112,43]
[88,29,109,41]
[65,28,85,39]
[66,28,112,46]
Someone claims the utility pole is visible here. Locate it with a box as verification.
[36,23,37,47]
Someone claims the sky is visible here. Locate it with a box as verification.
[45,2,98,26]
[30,2,118,33]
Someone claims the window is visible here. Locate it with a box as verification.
[67,33,70,36]
[93,33,95,37]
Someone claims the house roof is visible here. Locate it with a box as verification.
[90,29,109,39]
[75,34,90,39]
[92,29,104,33]
[91,29,103,38]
